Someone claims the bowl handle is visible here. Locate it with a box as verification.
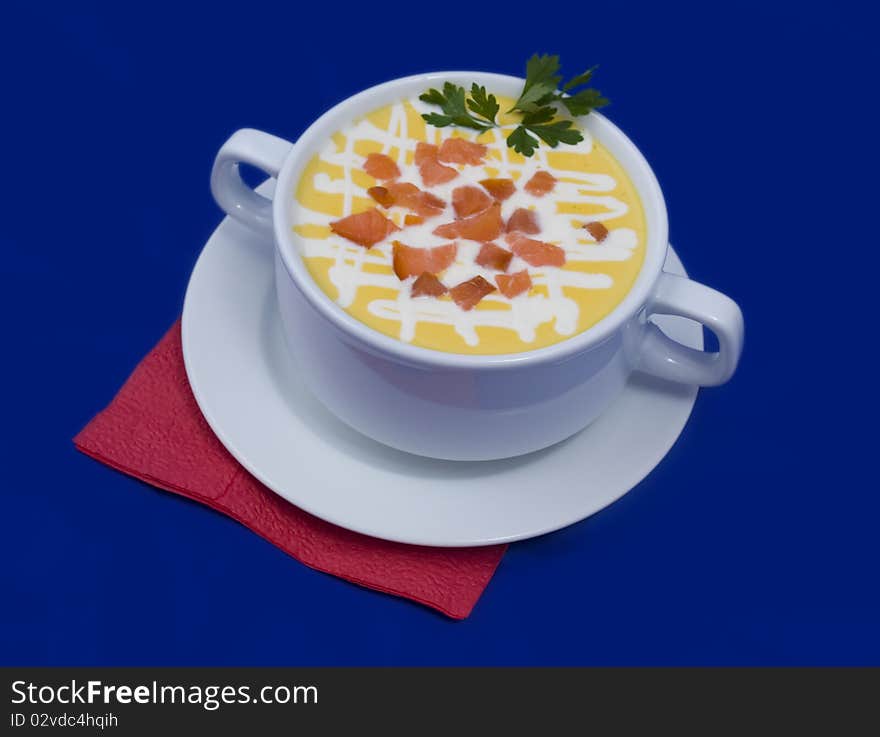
[636,272,744,386]
[210,128,293,236]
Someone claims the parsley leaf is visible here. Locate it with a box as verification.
[507,108,583,154]
[520,107,556,126]
[419,82,497,132]
[467,84,500,125]
[559,88,609,117]
[562,65,596,91]
[511,54,562,113]
[506,126,540,157]
[421,112,455,127]
[525,119,583,148]
[558,65,608,116]
[419,88,447,107]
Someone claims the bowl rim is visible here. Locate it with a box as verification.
[273,71,668,370]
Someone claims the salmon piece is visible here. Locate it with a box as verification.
[414,142,437,166]
[415,142,458,186]
[479,178,516,202]
[433,203,503,241]
[475,242,513,271]
[411,272,447,298]
[419,158,459,187]
[524,170,557,197]
[507,233,566,267]
[438,138,487,165]
[432,221,458,239]
[584,221,609,242]
[392,241,457,280]
[363,153,400,181]
[367,186,394,208]
[385,182,445,217]
[450,276,496,311]
[506,208,540,234]
[404,214,424,226]
[496,270,532,298]
[330,208,398,248]
[452,186,493,219]
[454,202,504,241]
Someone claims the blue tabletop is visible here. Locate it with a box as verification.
[2,1,876,665]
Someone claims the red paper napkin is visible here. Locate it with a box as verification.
[74,321,506,619]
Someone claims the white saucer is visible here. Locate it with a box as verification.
[182,182,702,547]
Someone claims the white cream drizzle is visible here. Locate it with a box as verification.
[291,97,638,347]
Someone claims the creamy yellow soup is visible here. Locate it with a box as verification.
[291,95,646,355]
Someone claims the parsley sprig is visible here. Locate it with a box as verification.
[419,55,609,157]
[506,54,609,155]
[419,82,499,132]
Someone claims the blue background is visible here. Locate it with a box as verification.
[2,1,877,665]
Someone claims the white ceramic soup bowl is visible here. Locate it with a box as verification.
[210,72,744,461]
